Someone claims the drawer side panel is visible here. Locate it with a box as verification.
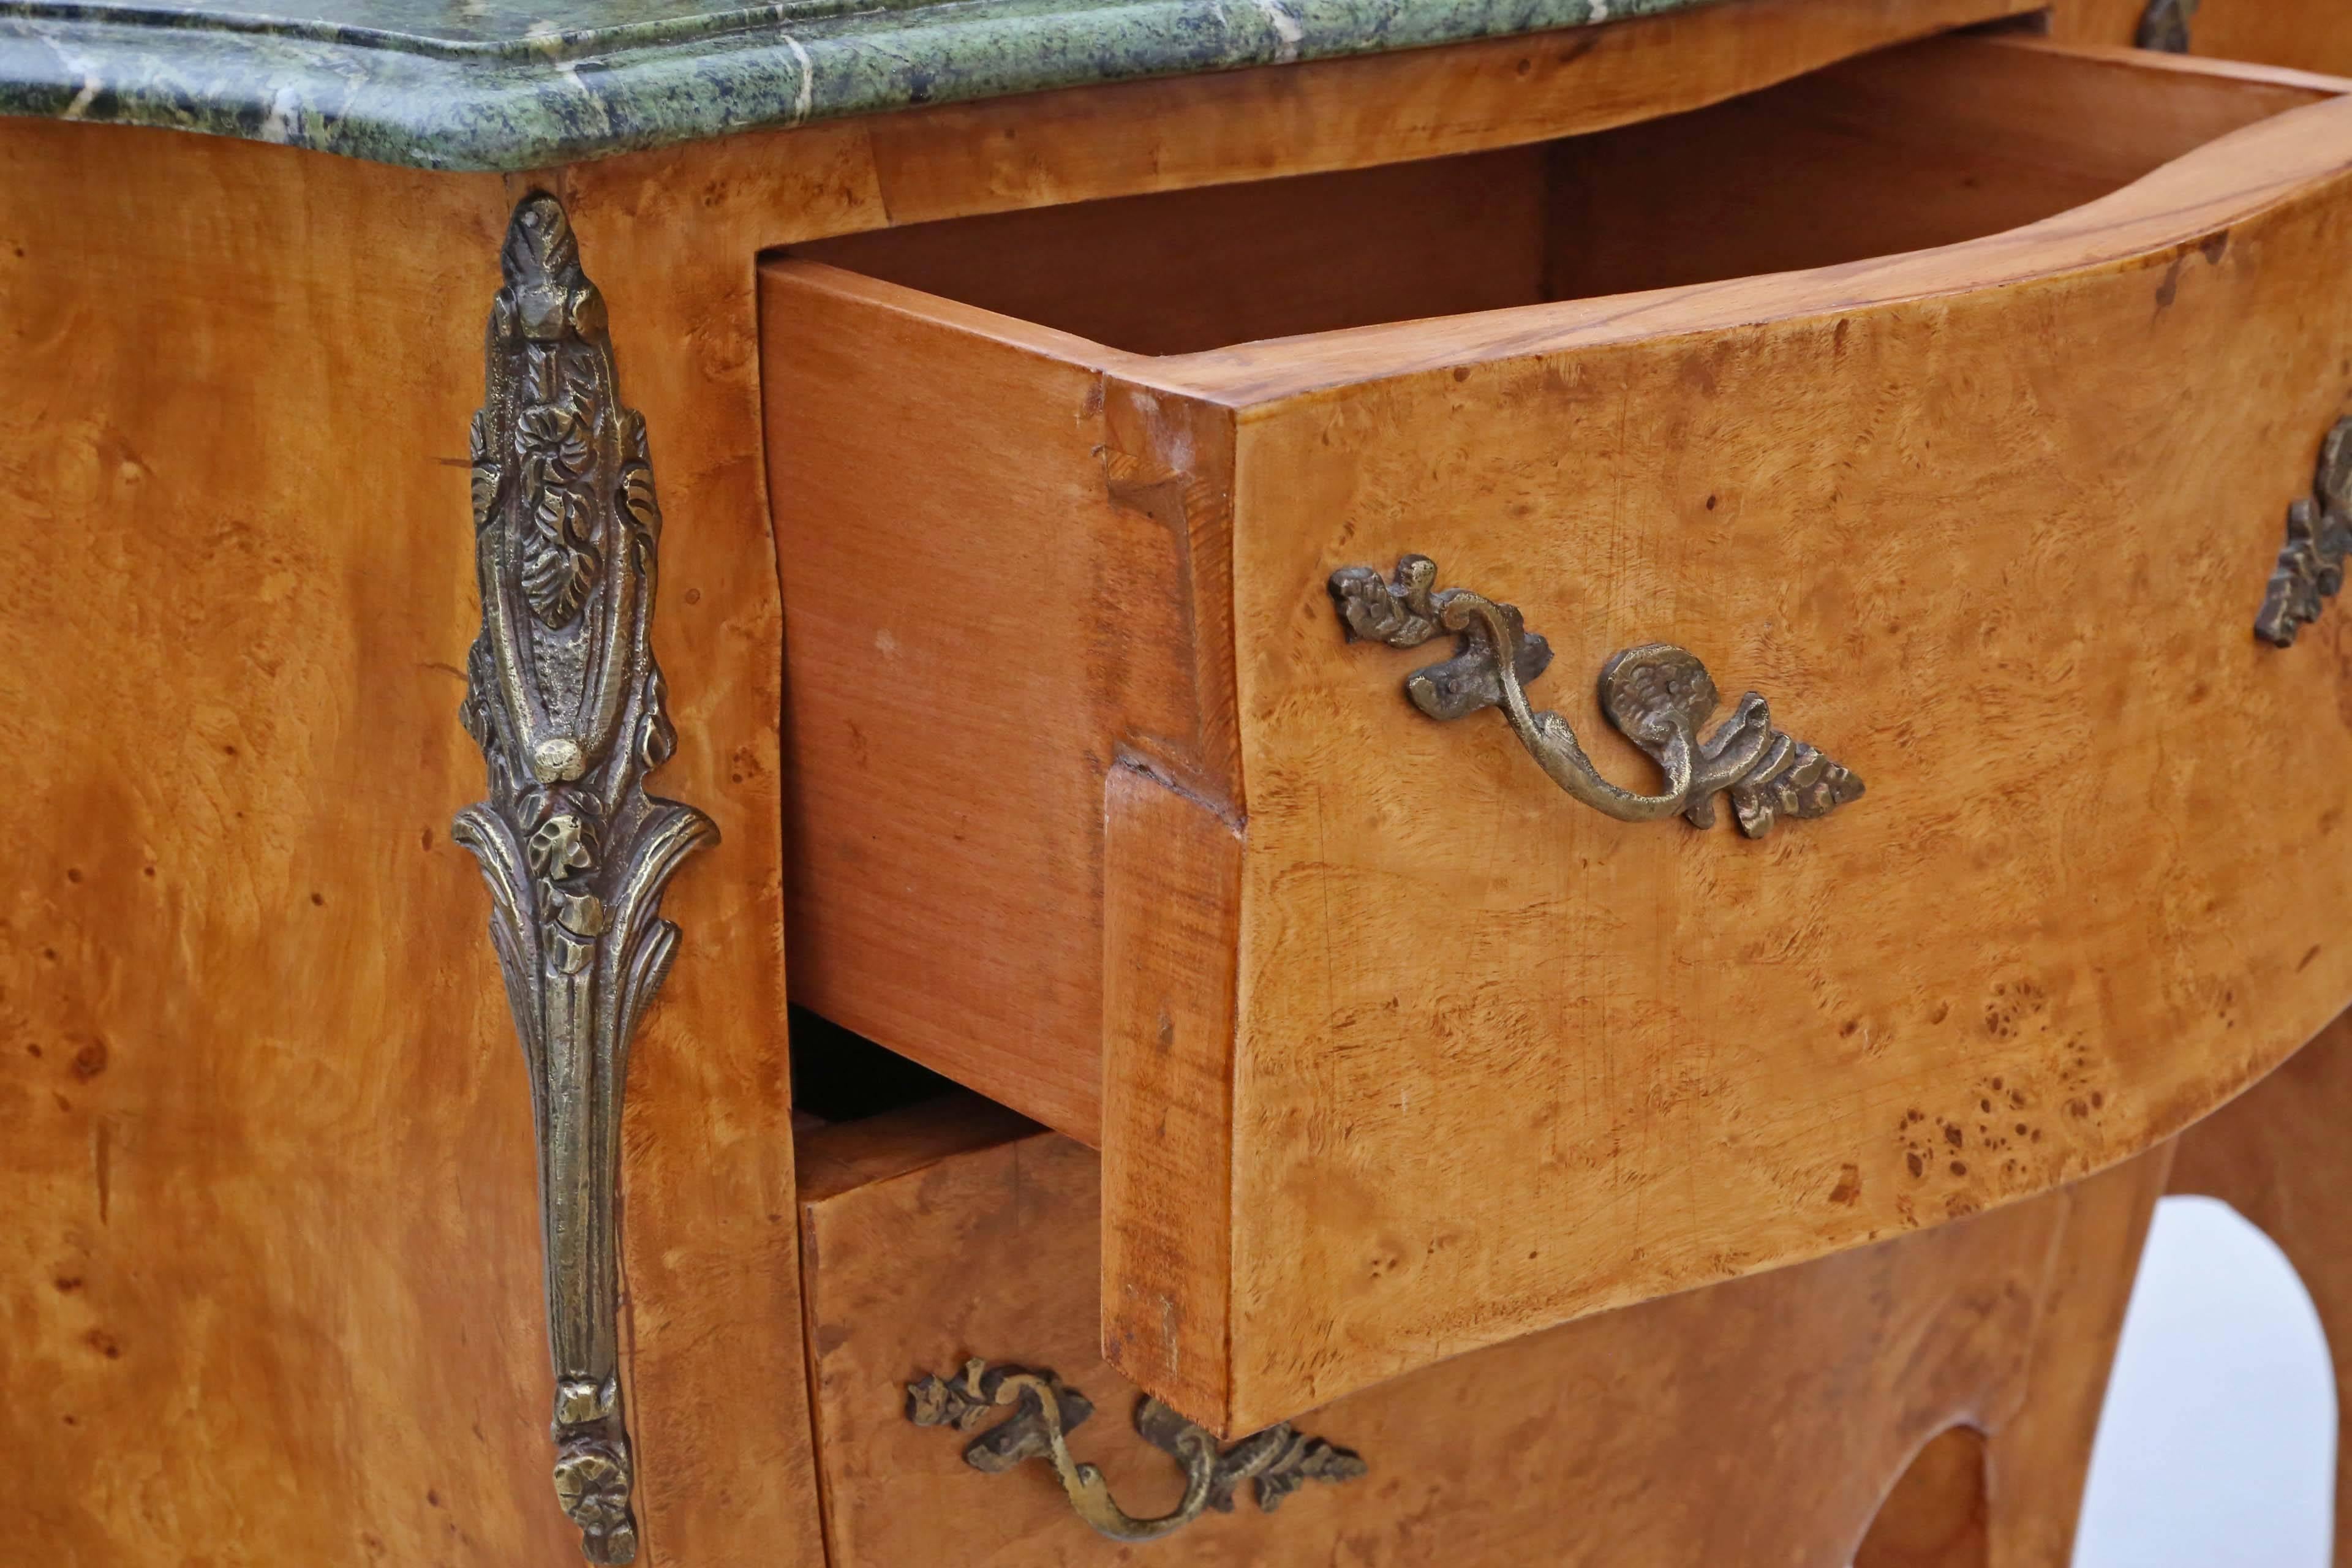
[763,265,1235,1138]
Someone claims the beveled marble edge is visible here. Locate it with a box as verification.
[0,0,1719,172]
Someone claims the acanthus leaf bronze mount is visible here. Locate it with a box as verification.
[1330,554,1863,837]
[452,190,716,1566]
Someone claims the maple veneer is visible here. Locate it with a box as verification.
[764,35,2352,1430]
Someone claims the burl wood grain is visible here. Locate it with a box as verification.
[2169,1008,2352,1568]
[1,8,2079,1555]
[0,121,823,1566]
[1121,45,2352,1430]
[767,37,2352,1431]
[798,1111,2169,1568]
[764,32,2250,1142]
[0,123,552,1567]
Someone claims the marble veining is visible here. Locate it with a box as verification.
[0,0,1725,170]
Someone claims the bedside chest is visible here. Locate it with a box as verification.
[5,1,2346,1562]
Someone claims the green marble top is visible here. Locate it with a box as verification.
[0,0,1723,170]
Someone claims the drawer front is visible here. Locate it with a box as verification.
[761,37,2352,1436]
[1106,63,2352,1427]
[798,1103,2167,1567]
[763,4,2059,1147]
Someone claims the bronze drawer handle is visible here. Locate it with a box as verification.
[907,1359,1366,1544]
[451,194,716,1566]
[2254,418,2352,647]
[1330,554,1863,837]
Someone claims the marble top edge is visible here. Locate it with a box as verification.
[0,0,1725,171]
[2,0,891,59]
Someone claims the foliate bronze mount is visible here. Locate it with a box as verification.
[1330,554,1862,837]
[452,192,716,1565]
[2136,0,2196,53]
[2255,417,2352,647]
[907,1359,1367,1544]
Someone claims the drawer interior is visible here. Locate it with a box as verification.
[791,34,2329,357]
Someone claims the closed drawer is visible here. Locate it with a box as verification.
[796,1095,2167,1567]
[764,34,2352,1431]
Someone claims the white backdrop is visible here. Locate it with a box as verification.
[2074,1196,2337,1566]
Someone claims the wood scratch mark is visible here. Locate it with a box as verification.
[92,1118,111,1225]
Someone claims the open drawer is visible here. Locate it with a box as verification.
[763,34,2352,1433]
